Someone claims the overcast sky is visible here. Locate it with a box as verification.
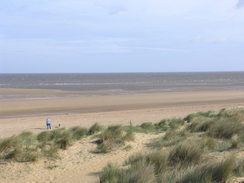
[0,0,244,73]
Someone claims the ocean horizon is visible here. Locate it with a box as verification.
[1,72,244,92]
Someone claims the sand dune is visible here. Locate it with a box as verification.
[0,133,161,183]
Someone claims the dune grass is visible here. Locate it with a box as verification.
[149,129,188,149]
[121,118,185,134]
[0,124,98,162]
[177,158,235,183]
[168,142,203,167]
[100,153,239,183]
[100,146,241,183]
[88,123,103,135]
[100,108,244,183]
[1,108,244,183]
[94,125,134,153]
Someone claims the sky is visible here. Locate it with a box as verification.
[0,0,244,73]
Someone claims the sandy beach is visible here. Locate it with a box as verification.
[1,88,244,137]
[2,0,244,181]
[1,88,244,183]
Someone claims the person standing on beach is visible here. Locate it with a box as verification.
[46,118,52,129]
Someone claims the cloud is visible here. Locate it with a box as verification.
[236,0,244,8]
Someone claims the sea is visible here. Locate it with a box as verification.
[1,72,244,93]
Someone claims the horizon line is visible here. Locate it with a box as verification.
[1,71,244,74]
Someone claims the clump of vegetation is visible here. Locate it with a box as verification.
[69,126,88,140]
[122,118,185,134]
[101,151,238,183]
[188,118,214,132]
[125,151,168,175]
[99,163,122,183]
[230,135,239,149]
[140,122,155,130]
[0,126,91,162]
[0,132,39,162]
[184,110,217,123]
[88,123,103,135]
[147,151,168,174]
[149,129,187,149]
[155,118,185,130]
[168,142,203,167]
[186,109,244,137]
[202,136,217,150]
[95,125,134,153]
[207,119,243,139]
[100,108,244,183]
[234,159,244,177]
[177,158,235,183]
[100,160,156,183]
[122,160,156,183]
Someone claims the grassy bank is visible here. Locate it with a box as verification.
[0,108,243,182]
[100,108,244,183]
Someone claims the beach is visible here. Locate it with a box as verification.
[1,88,244,183]
[1,88,244,137]
[2,0,244,181]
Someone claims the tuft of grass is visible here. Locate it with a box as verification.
[121,160,157,183]
[125,153,145,165]
[230,134,239,149]
[202,137,217,151]
[207,119,242,139]
[69,126,88,140]
[54,131,72,150]
[216,141,232,152]
[168,142,202,167]
[37,131,52,144]
[168,118,185,129]
[88,123,103,135]
[15,150,39,162]
[99,163,122,183]
[125,151,168,175]
[0,132,40,162]
[100,161,156,183]
[149,129,187,149]
[188,119,214,132]
[140,122,155,131]
[41,145,59,159]
[155,120,168,131]
[164,129,177,140]
[147,151,168,174]
[176,158,235,183]
[95,126,134,153]
[184,110,217,123]
[234,159,244,177]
